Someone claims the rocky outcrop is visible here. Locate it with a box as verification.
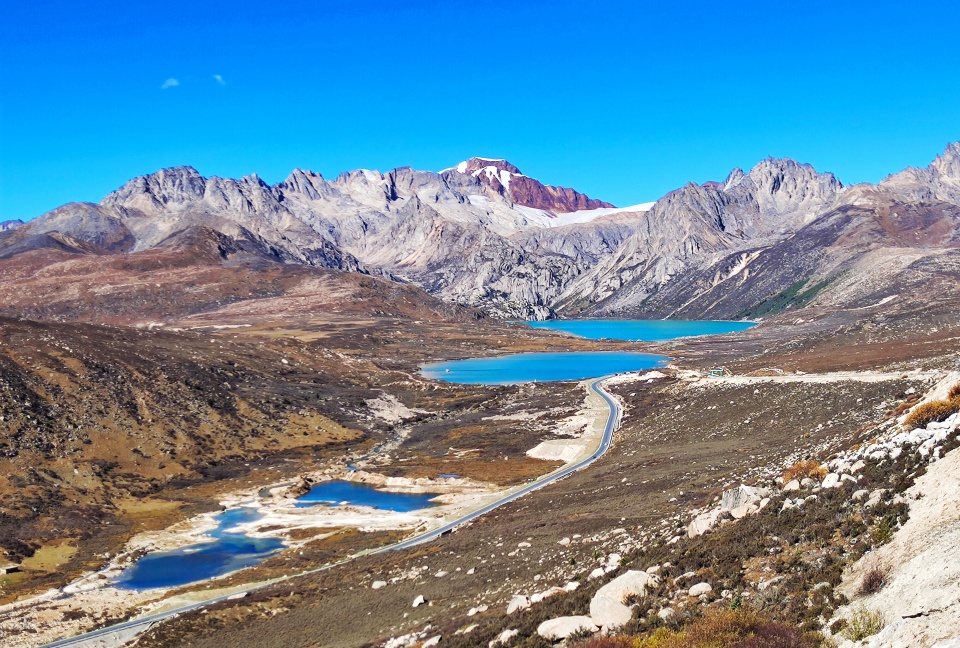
[0,220,23,232]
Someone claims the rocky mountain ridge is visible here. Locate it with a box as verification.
[4,144,960,321]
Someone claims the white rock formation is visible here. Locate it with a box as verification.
[589,570,659,629]
[506,595,530,614]
[537,616,598,640]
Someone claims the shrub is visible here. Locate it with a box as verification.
[842,606,884,641]
[783,460,827,483]
[948,383,960,400]
[633,608,820,647]
[857,563,888,596]
[903,397,960,429]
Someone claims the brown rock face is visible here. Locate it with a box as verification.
[508,175,614,212]
[454,157,614,212]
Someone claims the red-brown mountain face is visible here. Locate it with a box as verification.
[450,157,614,212]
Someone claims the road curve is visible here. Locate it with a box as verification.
[40,377,622,648]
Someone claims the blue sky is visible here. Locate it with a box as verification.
[2,1,959,221]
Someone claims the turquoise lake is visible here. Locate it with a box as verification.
[421,351,669,385]
[526,319,755,341]
[116,481,438,590]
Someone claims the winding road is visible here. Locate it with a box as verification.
[40,378,622,648]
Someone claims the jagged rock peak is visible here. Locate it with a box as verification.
[747,157,842,189]
[452,157,523,176]
[0,219,24,232]
[879,141,960,205]
[930,141,960,178]
[445,157,614,213]
[102,165,207,206]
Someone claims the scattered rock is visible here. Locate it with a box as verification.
[783,479,801,492]
[412,595,426,608]
[688,582,712,597]
[467,604,488,616]
[372,580,387,590]
[422,636,441,647]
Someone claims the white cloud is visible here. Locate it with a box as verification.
[160,78,179,90]
[213,74,226,86]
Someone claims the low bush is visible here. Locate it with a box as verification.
[782,460,827,483]
[903,397,960,429]
[857,563,888,596]
[842,606,884,641]
[629,608,820,647]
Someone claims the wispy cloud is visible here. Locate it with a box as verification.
[160,78,179,90]
[212,74,226,86]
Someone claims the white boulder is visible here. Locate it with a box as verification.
[590,570,658,629]
[689,582,713,597]
[688,508,723,537]
[537,616,598,640]
[412,595,426,608]
[658,607,676,620]
[822,473,841,489]
[506,595,530,614]
[489,629,518,647]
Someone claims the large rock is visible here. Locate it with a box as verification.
[589,570,659,629]
[489,629,518,647]
[506,595,530,614]
[721,484,770,512]
[537,616,598,640]
[688,508,723,537]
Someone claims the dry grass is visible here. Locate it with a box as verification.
[903,396,960,428]
[783,460,827,483]
[842,606,884,641]
[629,608,820,647]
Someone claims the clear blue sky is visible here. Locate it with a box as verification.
[2,0,959,221]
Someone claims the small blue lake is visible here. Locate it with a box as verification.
[114,507,284,590]
[295,480,439,512]
[526,319,755,341]
[422,351,669,385]
[115,481,438,590]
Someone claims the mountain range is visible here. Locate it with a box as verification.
[3,145,960,322]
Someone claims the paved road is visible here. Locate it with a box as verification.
[40,378,621,648]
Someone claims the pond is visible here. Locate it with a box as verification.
[294,480,439,512]
[115,482,438,590]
